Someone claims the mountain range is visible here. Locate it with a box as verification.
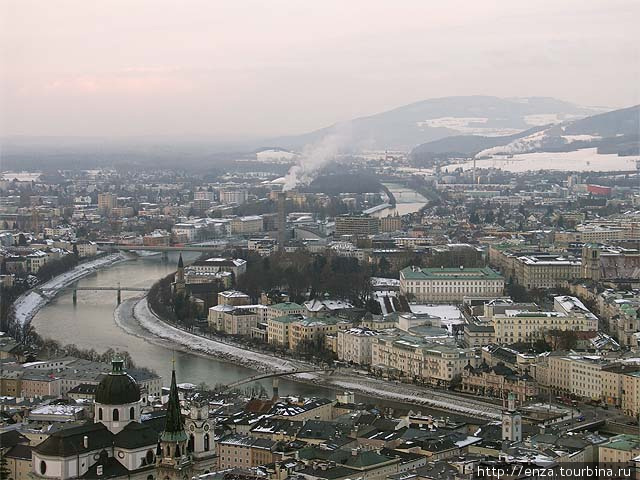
[410,104,639,164]
[267,95,603,151]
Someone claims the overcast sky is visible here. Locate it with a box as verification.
[1,0,638,139]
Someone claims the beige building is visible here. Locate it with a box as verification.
[267,314,300,347]
[216,435,277,470]
[372,336,475,386]
[266,302,305,321]
[97,192,117,213]
[335,214,380,237]
[230,215,264,235]
[489,296,598,344]
[598,434,640,474]
[337,327,379,365]
[400,266,504,303]
[622,372,640,417]
[288,317,346,351]
[379,215,402,232]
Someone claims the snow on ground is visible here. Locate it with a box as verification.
[326,379,501,420]
[409,304,463,333]
[562,134,601,143]
[131,297,302,373]
[13,253,127,326]
[416,117,520,137]
[445,148,640,173]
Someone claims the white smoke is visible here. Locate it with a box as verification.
[475,129,549,158]
[282,126,352,191]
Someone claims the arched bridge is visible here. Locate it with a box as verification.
[222,368,333,392]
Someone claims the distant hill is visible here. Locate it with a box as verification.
[410,105,639,163]
[268,96,600,151]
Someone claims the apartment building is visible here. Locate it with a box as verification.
[337,327,379,365]
[372,336,475,386]
[230,215,264,235]
[267,302,305,321]
[247,238,278,257]
[97,193,117,213]
[335,214,380,237]
[489,296,598,344]
[216,435,277,469]
[399,266,504,303]
[288,317,349,351]
[267,314,300,347]
[622,372,640,417]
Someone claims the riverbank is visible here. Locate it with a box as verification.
[123,295,502,420]
[13,252,128,327]
[114,296,307,374]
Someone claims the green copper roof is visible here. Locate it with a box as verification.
[161,368,187,443]
[400,266,504,281]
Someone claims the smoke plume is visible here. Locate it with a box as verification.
[282,126,352,191]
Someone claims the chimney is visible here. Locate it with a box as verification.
[272,377,279,401]
[83,435,89,449]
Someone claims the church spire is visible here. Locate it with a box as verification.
[161,365,187,443]
[177,253,184,269]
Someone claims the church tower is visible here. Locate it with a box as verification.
[581,244,601,281]
[185,400,216,474]
[502,392,522,443]
[174,253,186,295]
[157,366,192,480]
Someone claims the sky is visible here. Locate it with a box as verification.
[1,0,639,139]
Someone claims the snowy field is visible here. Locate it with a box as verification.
[12,253,127,327]
[444,148,639,173]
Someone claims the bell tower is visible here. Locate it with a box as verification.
[502,392,522,443]
[156,365,192,480]
[581,244,601,281]
[185,400,216,474]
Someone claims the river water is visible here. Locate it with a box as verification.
[31,252,327,397]
[372,183,428,218]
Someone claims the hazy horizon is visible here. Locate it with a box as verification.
[2,0,639,139]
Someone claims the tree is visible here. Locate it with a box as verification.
[469,212,480,224]
[17,233,27,246]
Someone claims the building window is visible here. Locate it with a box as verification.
[98,408,103,420]
[40,461,47,475]
[130,406,135,420]
[113,409,119,421]
[204,433,210,451]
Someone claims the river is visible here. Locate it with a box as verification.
[372,183,428,218]
[31,252,328,398]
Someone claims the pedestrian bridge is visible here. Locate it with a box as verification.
[36,285,150,305]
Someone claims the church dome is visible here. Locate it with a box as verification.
[95,358,140,405]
